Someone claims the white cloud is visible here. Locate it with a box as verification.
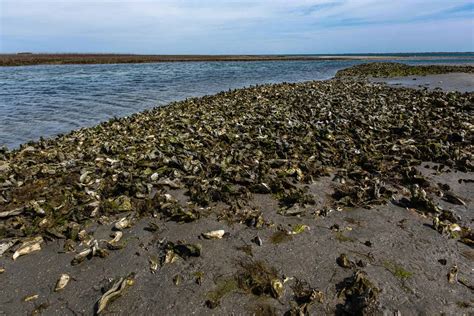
[1,0,473,53]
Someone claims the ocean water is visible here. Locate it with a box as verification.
[0,57,473,149]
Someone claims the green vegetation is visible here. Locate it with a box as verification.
[335,232,355,242]
[383,261,413,280]
[205,277,239,309]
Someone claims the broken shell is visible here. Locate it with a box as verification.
[71,248,92,266]
[79,171,91,184]
[97,274,135,314]
[270,279,284,298]
[30,201,46,216]
[23,294,39,302]
[252,236,263,246]
[289,224,310,235]
[0,267,4,274]
[442,192,466,206]
[77,230,90,242]
[0,207,24,218]
[71,240,108,265]
[156,178,181,189]
[202,230,225,239]
[447,265,458,284]
[149,256,159,273]
[164,250,178,264]
[0,239,18,256]
[114,217,132,231]
[13,237,43,260]
[336,270,379,313]
[54,274,70,292]
[109,231,123,244]
[449,223,462,233]
[310,290,324,303]
[173,274,183,286]
[163,193,175,202]
[337,254,354,269]
[194,271,204,285]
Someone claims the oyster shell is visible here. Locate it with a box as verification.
[12,236,43,260]
[54,274,70,292]
[96,274,135,314]
[202,230,225,239]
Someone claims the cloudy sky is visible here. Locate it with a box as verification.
[1,0,473,54]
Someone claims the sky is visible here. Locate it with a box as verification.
[0,0,473,54]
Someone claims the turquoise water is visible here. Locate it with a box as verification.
[0,57,472,149]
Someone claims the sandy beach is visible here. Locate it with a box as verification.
[0,63,473,315]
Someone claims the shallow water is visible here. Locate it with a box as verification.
[0,58,472,149]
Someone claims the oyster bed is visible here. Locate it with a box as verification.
[0,76,473,314]
[335,62,474,78]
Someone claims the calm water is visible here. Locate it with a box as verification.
[1,57,473,149]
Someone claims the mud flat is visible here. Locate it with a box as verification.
[335,62,474,93]
[0,63,473,315]
[371,73,474,92]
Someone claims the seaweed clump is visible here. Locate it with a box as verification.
[287,279,324,315]
[336,271,380,315]
[205,260,283,309]
[236,260,283,299]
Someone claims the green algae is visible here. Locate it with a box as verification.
[335,232,355,243]
[236,260,282,299]
[270,230,292,244]
[383,261,413,280]
[206,277,239,308]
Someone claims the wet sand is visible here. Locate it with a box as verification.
[372,73,474,92]
[0,165,472,315]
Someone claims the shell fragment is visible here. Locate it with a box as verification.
[55,274,70,291]
[0,239,18,256]
[97,275,135,314]
[114,217,132,231]
[202,230,225,239]
[13,237,43,260]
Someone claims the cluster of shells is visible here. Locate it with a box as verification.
[0,67,473,248]
[335,62,474,78]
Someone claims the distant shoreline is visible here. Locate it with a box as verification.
[2,53,473,67]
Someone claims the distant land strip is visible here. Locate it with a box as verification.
[0,53,422,67]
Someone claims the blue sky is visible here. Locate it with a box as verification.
[1,0,473,54]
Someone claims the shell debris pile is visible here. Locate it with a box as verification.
[0,76,472,246]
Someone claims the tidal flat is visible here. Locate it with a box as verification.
[0,63,473,315]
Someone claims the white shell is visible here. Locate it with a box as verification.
[55,274,70,291]
[202,230,225,239]
[114,218,131,230]
[12,237,43,260]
